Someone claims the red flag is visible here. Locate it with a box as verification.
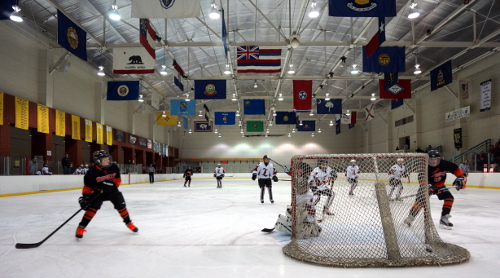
[378,79,412,99]
[293,80,312,112]
[351,111,357,124]
[139,18,157,59]
[173,60,187,78]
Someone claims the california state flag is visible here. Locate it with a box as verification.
[113,47,155,74]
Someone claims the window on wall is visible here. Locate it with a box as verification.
[395,115,414,127]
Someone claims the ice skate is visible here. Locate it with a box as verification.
[126,222,139,232]
[271,199,274,204]
[261,199,264,204]
[404,215,415,227]
[439,214,453,230]
[75,225,86,239]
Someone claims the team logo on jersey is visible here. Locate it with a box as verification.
[298,90,307,100]
[117,85,130,97]
[159,0,175,9]
[378,53,390,66]
[66,27,79,49]
[347,0,377,12]
[387,84,405,95]
[204,84,217,96]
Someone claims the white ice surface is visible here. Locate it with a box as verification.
[1,178,499,278]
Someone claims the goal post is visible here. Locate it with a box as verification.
[283,153,470,267]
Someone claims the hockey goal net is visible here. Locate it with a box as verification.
[283,153,470,267]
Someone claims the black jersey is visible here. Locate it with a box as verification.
[82,163,122,195]
[428,160,464,188]
[184,169,193,177]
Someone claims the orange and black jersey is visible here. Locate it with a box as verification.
[82,163,122,195]
[184,169,193,177]
[428,160,464,188]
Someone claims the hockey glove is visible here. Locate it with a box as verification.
[213,174,216,178]
[78,194,91,210]
[183,174,186,178]
[252,173,257,180]
[221,174,224,178]
[453,177,466,191]
[272,176,279,182]
[102,181,116,193]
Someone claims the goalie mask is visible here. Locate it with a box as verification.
[397,158,404,165]
[92,150,112,169]
[350,159,356,165]
[428,150,441,167]
[318,159,328,170]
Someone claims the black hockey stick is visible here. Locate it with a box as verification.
[15,192,102,249]
[269,158,289,174]
[261,228,275,232]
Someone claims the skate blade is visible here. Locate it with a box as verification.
[439,224,453,230]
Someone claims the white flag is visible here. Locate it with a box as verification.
[341,114,351,124]
[365,103,375,121]
[131,0,200,19]
[151,91,160,110]
[113,47,155,74]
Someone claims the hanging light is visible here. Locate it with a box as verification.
[292,128,296,133]
[414,64,422,75]
[273,111,277,117]
[240,128,244,133]
[188,129,192,134]
[242,133,245,137]
[308,1,320,18]
[185,93,190,101]
[218,133,222,137]
[254,81,258,88]
[236,111,240,117]
[309,111,314,116]
[238,120,242,126]
[408,1,420,19]
[265,134,268,137]
[311,133,315,137]
[177,121,181,127]
[108,3,121,21]
[278,93,284,101]
[209,1,220,19]
[288,133,291,137]
[138,94,144,102]
[224,64,231,74]
[318,128,322,133]
[266,128,270,133]
[162,111,167,118]
[329,120,333,126]
[370,93,376,101]
[97,66,105,76]
[214,128,218,134]
[269,120,273,126]
[350,64,360,75]
[10,5,23,22]
[199,110,203,117]
[160,65,168,75]
[325,93,330,101]
[346,110,351,116]
[299,120,303,126]
[232,94,237,101]
[288,64,295,74]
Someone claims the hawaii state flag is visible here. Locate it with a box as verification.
[237,46,281,73]
[293,80,312,112]
[140,18,158,59]
[365,17,386,59]
[379,79,412,99]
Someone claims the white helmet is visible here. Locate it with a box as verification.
[350,159,356,163]
[397,158,404,163]
[217,163,221,166]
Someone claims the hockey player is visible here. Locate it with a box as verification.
[346,160,360,195]
[82,164,89,175]
[214,163,225,188]
[183,167,193,187]
[387,158,408,201]
[75,150,138,239]
[40,163,52,175]
[252,155,278,203]
[73,165,84,175]
[403,150,466,229]
[308,159,335,216]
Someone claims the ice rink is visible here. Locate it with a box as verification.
[1,177,500,278]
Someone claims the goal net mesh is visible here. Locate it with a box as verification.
[282,153,470,267]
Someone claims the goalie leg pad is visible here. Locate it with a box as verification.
[274,214,292,234]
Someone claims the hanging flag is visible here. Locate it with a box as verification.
[384,72,398,91]
[341,112,357,124]
[173,60,187,78]
[195,80,226,99]
[391,99,404,110]
[297,120,315,132]
[96,123,103,145]
[203,104,210,122]
[174,76,184,92]
[113,47,155,74]
[156,112,178,125]
[55,109,65,137]
[246,121,264,132]
[170,99,196,115]
[336,123,341,135]
[183,116,189,130]
[243,99,265,115]
[194,121,213,132]
[293,80,313,112]
[480,79,491,112]
[362,46,405,73]
[365,17,386,58]
[316,99,342,114]
[237,46,282,73]
[107,81,140,100]
[131,0,200,19]
[329,0,396,17]
[106,126,113,145]
[37,104,49,134]
[71,115,80,140]
[430,60,453,91]
[84,119,92,143]
[140,18,158,59]
[221,8,228,59]
[57,10,87,61]
[0,0,16,20]
[335,113,341,124]
[365,103,375,121]
[215,112,236,125]
[151,91,160,110]
[275,112,297,125]
[379,79,412,99]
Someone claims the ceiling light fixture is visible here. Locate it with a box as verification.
[370,93,376,101]
[288,133,291,137]
[138,94,144,102]
[292,128,296,133]
[308,1,320,18]
[414,64,422,75]
[318,128,322,133]
[346,110,351,116]
[160,65,168,75]
[236,111,240,117]
[224,64,231,74]
[185,93,190,101]
[287,64,295,74]
[311,133,315,137]
[350,64,360,75]
[408,1,420,19]
[325,93,330,101]
[232,94,237,101]
[177,121,181,127]
[214,128,218,134]
[278,93,283,101]
[162,111,166,117]
[209,1,220,19]
[97,66,105,76]
[254,81,258,88]
[188,129,192,134]
[269,120,273,126]
[108,3,121,21]
[10,5,23,22]
[329,120,333,126]
[309,111,314,116]
[289,35,300,48]
[299,120,303,126]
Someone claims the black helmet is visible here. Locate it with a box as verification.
[263,155,270,160]
[93,150,111,167]
[428,150,441,166]
[318,159,328,164]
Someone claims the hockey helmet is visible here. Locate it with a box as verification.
[318,159,328,164]
[428,150,441,167]
[350,159,356,164]
[217,163,221,166]
[263,155,270,160]
[92,150,111,168]
[397,158,404,164]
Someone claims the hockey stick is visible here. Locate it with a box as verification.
[398,186,461,200]
[261,228,275,232]
[269,158,289,174]
[15,192,102,249]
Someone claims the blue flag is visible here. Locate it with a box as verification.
[107,81,139,100]
[243,99,265,115]
[297,120,315,131]
[215,112,236,125]
[275,112,297,125]
[329,0,396,17]
[195,80,226,99]
[183,116,189,130]
[317,99,342,114]
[336,123,341,135]
[363,46,405,73]
[174,76,184,92]
[391,99,404,110]
[194,121,212,132]
[430,60,453,91]
[170,99,196,115]
[57,10,87,61]
[0,0,17,20]
[222,8,228,59]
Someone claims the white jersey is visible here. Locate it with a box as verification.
[346,165,360,179]
[388,164,406,180]
[296,189,319,223]
[307,166,333,190]
[73,168,83,175]
[41,167,52,175]
[253,162,277,179]
[214,166,225,177]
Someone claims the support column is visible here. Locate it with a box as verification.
[65,135,83,173]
